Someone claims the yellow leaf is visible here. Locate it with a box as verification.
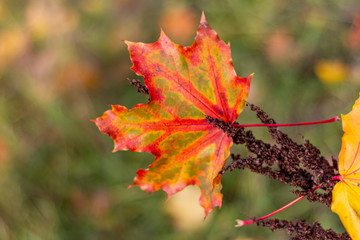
[331,93,360,240]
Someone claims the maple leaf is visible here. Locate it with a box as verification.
[331,94,360,240]
[94,13,252,216]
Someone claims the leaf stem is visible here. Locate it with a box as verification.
[232,116,339,128]
[332,175,341,181]
[235,185,320,227]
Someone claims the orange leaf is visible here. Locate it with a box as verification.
[94,13,252,216]
[331,94,360,240]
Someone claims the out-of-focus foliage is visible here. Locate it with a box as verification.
[1,0,360,239]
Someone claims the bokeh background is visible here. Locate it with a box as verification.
[1,0,360,239]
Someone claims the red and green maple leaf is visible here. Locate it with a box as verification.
[94,13,252,216]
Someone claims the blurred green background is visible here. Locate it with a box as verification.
[1,0,360,239]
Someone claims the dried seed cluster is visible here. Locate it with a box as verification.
[207,103,337,206]
[131,79,348,239]
[257,219,350,239]
[128,78,150,95]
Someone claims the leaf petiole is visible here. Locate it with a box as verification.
[232,116,339,128]
[332,175,341,181]
[235,185,320,227]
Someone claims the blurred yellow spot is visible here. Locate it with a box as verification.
[314,60,348,84]
[0,28,26,70]
[164,186,210,231]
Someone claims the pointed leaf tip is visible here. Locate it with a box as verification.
[200,12,208,26]
[159,28,166,37]
[201,11,206,21]
[247,73,254,82]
